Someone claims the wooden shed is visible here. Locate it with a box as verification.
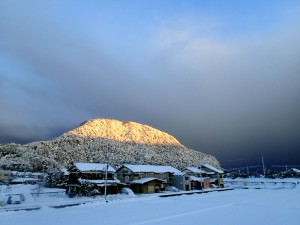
[131,178,167,194]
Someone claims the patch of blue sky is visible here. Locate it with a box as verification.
[0,54,59,108]
[1,55,39,84]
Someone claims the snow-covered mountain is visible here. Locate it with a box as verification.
[0,118,220,171]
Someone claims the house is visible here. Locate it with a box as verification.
[6,170,44,185]
[172,172,191,191]
[281,168,300,178]
[15,171,32,178]
[67,162,120,196]
[116,164,181,193]
[0,170,11,183]
[201,164,224,187]
[182,167,207,177]
[182,167,210,190]
[68,162,116,180]
[189,176,210,189]
[131,178,166,194]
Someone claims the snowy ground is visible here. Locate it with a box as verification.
[224,177,299,189]
[0,179,299,225]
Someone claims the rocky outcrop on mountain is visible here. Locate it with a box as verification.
[0,118,220,171]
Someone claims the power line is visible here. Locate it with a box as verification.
[226,165,261,171]
[272,165,300,167]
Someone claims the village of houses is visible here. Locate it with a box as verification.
[0,162,225,206]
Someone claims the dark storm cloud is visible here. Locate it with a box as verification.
[143,26,300,167]
[0,122,74,144]
[0,1,300,168]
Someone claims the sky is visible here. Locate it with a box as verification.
[0,0,300,169]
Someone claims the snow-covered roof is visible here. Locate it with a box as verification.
[206,172,215,175]
[122,164,180,173]
[202,164,224,174]
[184,167,207,174]
[15,172,29,176]
[31,172,43,176]
[189,176,205,182]
[61,168,70,175]
[291,168,300,173]
[78,179,120,184]
[75,163,115,172]
[131,178,167,184]
[11,178,39,182]
[173,172,187,176]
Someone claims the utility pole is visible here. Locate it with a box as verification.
[247,165,249,175]
[104,145,109,203]
[199,164,203,193]
[262,156,266,177]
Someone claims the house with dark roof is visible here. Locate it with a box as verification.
[67,162,120,196]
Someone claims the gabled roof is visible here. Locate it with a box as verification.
[131,178,167,184]
[202,164,224,174]
[291,168,300,173]
[74,163,115,172]
[183,167,207,174]
[121,164,180,173]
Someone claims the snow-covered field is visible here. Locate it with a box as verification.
[224,177,299,189]
[1,179,299,225]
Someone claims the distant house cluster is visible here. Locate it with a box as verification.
[0,170,44,185]
[0,162,225,197]
[65,163,225,196]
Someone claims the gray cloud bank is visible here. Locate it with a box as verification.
[0,1,300,167]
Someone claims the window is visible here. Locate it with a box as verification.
[125,176,129,183]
